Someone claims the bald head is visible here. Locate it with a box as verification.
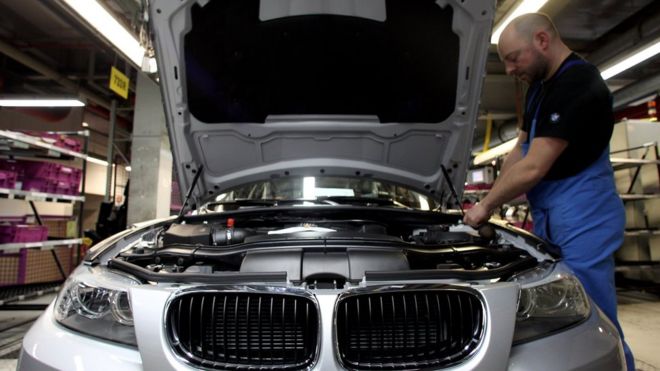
[506,13,559,43]
[497,13,571,83]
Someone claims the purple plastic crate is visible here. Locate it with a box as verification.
[56,166,82,183]
[17,161,58,180]
[22,178,57,193]
[0,170,17,189]
[0,224,48,243]
[55,181,77,195]
[0,160,24,178]
[59,137,81,153]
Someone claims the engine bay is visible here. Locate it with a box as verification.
[105,207,546,286]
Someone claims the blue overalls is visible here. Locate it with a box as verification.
[523,59,634,371]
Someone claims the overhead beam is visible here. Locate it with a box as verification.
[0,38,113,110]
[612,72,660,110]
[586,3,660,65]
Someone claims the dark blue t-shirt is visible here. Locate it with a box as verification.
[522,53,614,180]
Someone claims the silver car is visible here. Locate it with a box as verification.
[19,0,626,370]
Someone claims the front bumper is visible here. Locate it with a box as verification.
[19,286,625,371]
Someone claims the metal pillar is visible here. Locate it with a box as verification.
[105,99,117,202]
[127,72,172,225]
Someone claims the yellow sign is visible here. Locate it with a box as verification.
[109,66,129,99]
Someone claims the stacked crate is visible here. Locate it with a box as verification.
[0,224,48,243]
[26,132,82,153]
[0,160,82,195]
[0,169,17,189]
[0,246,72,286]
[0,132,83,287]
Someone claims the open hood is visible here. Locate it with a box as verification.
[149,0,494,207]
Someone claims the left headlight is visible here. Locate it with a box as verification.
[54,269,139,346]
[513,274,591,344]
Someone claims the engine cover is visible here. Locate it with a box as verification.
[240,250,409,282]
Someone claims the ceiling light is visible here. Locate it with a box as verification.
[86,156,109,167]
[491,0,549,44]
[473,138,518,166]
[125,166,132,172]
[142,56,158,74]
[0,98,85,107]
[81,122,89,127]
[303,177,316,199]
[600,38,660,80]
[62,0,145,67]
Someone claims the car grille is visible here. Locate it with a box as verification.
[336,289,485,370]
[167,292,318,370]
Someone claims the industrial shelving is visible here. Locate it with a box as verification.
[610,122,660,284]
[0,130,89,308]
[0,188,84,203]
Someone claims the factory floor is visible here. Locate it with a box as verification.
[0,287,658,371]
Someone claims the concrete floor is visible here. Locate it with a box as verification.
[618,291,660,371]
[0,291,657,371]
[0,292,50,371]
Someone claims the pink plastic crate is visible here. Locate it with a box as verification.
[19,161,58,180]
[22,132,81,153]
[56,166,82,183]
[0,224,48,243]
[0,160,24,178]
[22,178,57,193]
[59,137,81,153]
[0,170,17,189]
[55,181,77,195]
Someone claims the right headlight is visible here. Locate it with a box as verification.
[513,274,591,344]
[54,268,139,346]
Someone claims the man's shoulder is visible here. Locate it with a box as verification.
[558,60,602,85]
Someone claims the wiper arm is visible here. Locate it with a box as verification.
[204,198,328,210]
[318,196,398,206]
[206,199,278,208]
[204,197,400,210]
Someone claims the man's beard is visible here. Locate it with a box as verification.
[525,49,549,82]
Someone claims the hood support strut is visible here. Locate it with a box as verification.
[177,164,204,221]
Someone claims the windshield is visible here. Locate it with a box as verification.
[207,177,440,211]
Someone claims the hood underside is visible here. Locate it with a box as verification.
[149,0,495,206]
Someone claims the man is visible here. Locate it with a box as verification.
[463,13,635,370]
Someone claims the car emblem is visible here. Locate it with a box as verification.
[550,112,560,123]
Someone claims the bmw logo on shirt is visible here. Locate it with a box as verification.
[550,112,561,123]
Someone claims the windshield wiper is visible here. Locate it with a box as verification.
[204,198,326,210]
[317,196,399,206]
[203,196,399,211]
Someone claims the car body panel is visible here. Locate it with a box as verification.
[149,0,495,206]
[19,276,624,370]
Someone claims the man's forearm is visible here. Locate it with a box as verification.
[498,145,523,179]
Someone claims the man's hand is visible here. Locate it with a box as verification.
[463,203,492,227]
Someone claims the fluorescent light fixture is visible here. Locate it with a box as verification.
[142,56,158,74]
[303,177,316,199]
[62,0,145,67]
[86,156,109,167]
[417,195,430,211]
[473,138,518,166]
[491,0,549,44]
[0,98,85,107]
[600,38,660,80]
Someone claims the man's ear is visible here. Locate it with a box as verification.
[533,29,551,51]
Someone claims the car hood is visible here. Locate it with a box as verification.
[149,0,494,206]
